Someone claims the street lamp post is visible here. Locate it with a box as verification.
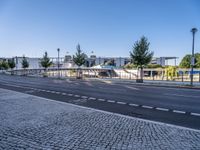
[57,48,60,78]
[190,28,198,86]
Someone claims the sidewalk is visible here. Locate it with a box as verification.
[0,88,200,149]
[87,78,200,89]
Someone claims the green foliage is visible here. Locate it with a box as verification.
[179,53,200,68]
[145,64,163,69]
[123,63,137,69]
[0,60,9,70]
[179,54,192,68]
[8,58,16,69]
[130,36,154,68]
[165,66,178,80]
[73,44,87,67]
[40,51,52,69]
[21,56,29,69]
[195,53,200,68]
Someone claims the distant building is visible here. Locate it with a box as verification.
[2,55,178,69]
[14,57,42,69]
[86,56,178,67]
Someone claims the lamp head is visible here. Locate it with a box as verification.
[191,28,198,34]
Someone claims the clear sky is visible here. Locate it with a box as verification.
[0,0,200,64]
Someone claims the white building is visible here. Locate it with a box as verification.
[2,55,178,70]
[14,57,42,69]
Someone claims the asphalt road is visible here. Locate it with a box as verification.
[0,74,200,129]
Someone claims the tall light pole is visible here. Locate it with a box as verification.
[190,28,198,86]
[57,48,60,78]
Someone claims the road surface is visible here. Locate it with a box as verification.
[0,74,200,129]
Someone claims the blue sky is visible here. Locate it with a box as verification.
[0,0,200,64]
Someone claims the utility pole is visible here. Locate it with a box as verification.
[190,28,198,86]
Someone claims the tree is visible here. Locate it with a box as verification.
[8,58,16,75]
[73,44,86,67]
[21,56,29,69]
[41,52,52,69]
[0,59,9,70]
[8,58,16,70]
[145,64,163,69]
[179,53,200,68]
[130,36,154,82]
[165,66,178,80]
[179,54,192,68]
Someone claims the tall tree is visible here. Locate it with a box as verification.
[21,56,29,69]
[130,36,154,82]
[179,53,200,68]
[179,54,192,68]
[41,52,52,69]
[73,44,86,67]
[8,58,16,70]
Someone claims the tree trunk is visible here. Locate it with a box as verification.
[136,67,143,83]
[140,67,143,81]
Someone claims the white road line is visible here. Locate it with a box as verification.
[142,105,153,109]
[173,110,186,114]
[191,113,200,117]
[74,95,80,97]
[107,100,115,103]
[156,107,169,111]
[98,98,105,101]
[62,93,66,95]
[81,96,88,99]
[68,94,73,96]
[55,92,60,94]
[51,91,56,93]
[129,103,139,107]
[117,101,126,105]
[46,90,51,93]
[89,97,96,100]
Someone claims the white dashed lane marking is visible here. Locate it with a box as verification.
[107,100,115,103]
[191,113,200,117]
[117,101,126,105]
[81,96,88,99]
[74,95,80,98]
[129,103,139,107]
[5,83,199,118]
[98,98,105,102]
[155,107,169,111]
[173,110,186,114]
[142,105,153,109]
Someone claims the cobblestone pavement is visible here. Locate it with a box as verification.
[0,88,200,150]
